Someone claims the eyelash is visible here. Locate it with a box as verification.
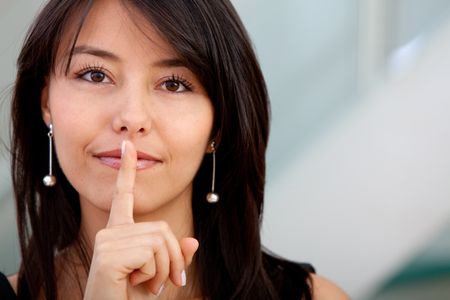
[75,64,194,92]
[76,63,108,79]
[75,64,112,84]
[166,74,194,92]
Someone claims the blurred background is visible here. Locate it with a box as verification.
[1,0,450,299]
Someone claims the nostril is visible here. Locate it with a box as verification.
[138,128,145,133]
[120,126,127,132]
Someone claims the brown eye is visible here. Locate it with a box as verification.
[164,80,182,92]
[161,76,192,93]
[78,68,112,84]
[90,71,105,82]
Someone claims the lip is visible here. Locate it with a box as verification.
[93,149,162,170]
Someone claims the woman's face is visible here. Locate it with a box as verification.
[41,0,214,216]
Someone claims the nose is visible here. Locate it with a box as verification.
[112,89,152,136]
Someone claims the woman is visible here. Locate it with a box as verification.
[1,0,349,299]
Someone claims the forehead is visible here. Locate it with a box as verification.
[58,0,177,67]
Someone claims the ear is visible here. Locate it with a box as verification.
[205,131,222,153]
[41,80,52,126]
[205,141,215,154]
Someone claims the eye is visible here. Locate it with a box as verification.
[76,66,112,84]
[160,75,193,93]
[163,80,186,92]
[85,71,106,82]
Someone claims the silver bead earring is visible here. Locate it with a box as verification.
[206,141,219,203]
[43,124,56,187]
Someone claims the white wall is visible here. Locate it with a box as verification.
[262,19,450,298]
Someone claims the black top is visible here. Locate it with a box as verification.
[0,255,314,299]
[0,272,16,300]
[263,252,315,299]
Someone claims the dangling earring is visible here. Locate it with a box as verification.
[43,124,56,187]
[206,141,219,203]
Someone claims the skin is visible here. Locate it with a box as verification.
[7,0,351,299]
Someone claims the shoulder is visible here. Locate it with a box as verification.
[310,274,350,300]
[6,273,18,294]
[262,252,313,298]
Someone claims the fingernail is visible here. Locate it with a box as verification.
[121,140,127,157]
[181,270,186,286]
[157,284,164,296]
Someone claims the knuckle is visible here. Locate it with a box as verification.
[95,229,108,243]
[156,221,170,233]
[140,247,155,261]
[95,240,110,254]
[142,265,156,277]
[94,252,112,270]
[140,254,156,277]
[153,236,165,248]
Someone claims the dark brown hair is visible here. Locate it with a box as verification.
[11,1,312,299]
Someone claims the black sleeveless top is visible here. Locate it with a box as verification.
[0,273,16,300]
[263,252,315,299]
[0,255,314,299]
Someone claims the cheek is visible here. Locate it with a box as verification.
[51,113,92,188]
[154,99,214,182]
[48,79,107,143]
[47,84,103,184]
[159,102,214,157]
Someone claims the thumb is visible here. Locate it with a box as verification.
[180,237,199,267]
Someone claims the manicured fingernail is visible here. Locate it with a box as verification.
[157,284,164,296]
[181,270,186,286]
[121,140,127,157]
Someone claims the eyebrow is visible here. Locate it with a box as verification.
[71,45,120,61]
[152,58,187,68]
[70,45,187,68]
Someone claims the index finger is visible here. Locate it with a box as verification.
[107,140,137,227]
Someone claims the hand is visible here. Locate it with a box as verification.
[83,140,199,299]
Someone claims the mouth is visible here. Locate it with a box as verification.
[93,149,162,170]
